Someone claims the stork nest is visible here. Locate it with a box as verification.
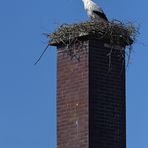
[35,20,138,66]
[48,20,138,47]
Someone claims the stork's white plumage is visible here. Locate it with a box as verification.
[81,0,108,22]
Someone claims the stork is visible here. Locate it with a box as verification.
[81,0,108,22]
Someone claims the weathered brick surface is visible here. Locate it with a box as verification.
[57,41,89,148]
[89,39,126,148]
[57,39,126,148]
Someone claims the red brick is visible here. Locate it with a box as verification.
[56,38,126,148]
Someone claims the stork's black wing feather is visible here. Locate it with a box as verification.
[93,10,108,21]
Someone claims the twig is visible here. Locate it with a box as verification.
[34,44,49,65]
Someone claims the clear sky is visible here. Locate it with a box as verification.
[0,0,148,148]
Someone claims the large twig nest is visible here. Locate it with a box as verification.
[48,20,138,47]
[35,20,138,66]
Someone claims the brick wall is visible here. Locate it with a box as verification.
[89,39,126,148]
[57,41,89,148]
[57,38,126,148]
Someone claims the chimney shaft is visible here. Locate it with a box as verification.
[57,38,126,148]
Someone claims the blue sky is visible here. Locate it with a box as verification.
[0,0,148,148]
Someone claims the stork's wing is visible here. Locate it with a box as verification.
[90,1,104,13]
[93,10,108,21]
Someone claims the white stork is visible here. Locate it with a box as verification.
[81,0,108,22]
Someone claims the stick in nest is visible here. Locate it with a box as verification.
[34,44,49,65]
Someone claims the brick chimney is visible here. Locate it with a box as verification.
[49,22,133,148]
